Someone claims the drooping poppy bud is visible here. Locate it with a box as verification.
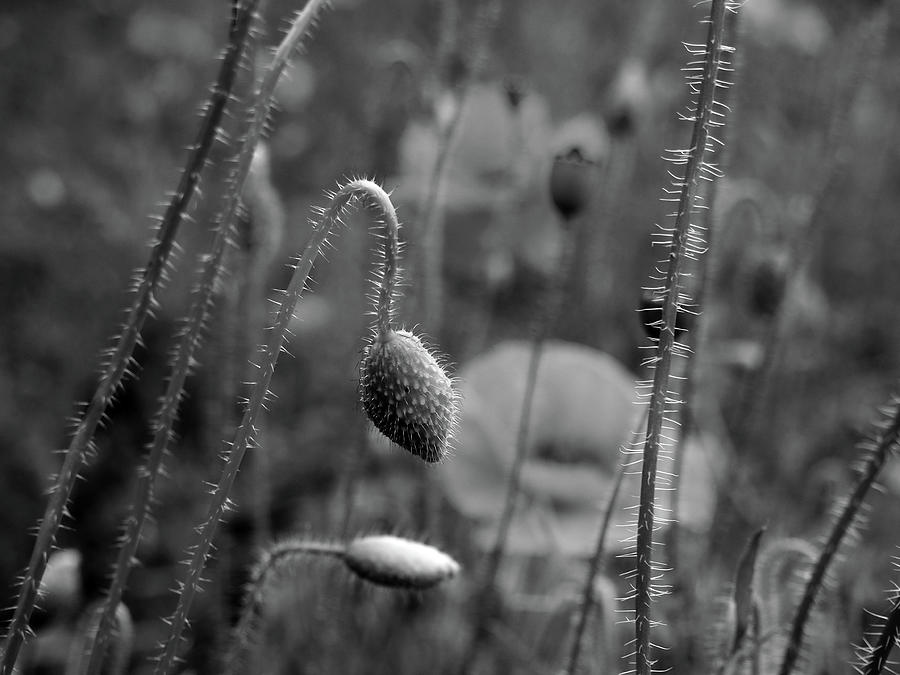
[360,329,457,463]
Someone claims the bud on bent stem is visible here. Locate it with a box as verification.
[155,177,457,675]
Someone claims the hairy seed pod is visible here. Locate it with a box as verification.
[343,535,460,590]
[360,329,457,462]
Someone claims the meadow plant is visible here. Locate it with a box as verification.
[8,2,900,675]
[856,558,900,675]
[225,534,459,675]
[457,142,587,674]
[0,3,260,672]
[625,2,735,673]
[65,601,133,675]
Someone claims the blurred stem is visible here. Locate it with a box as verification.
[563,407,644,675]
[633,2,730,674]
[418,0,501,336]
[459,224,575,675]
[153,178,400,675]
[224,539,346,675]
[732,4,890,455]
[0,5,258,674]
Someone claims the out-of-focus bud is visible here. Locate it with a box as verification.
[549,147,596,223]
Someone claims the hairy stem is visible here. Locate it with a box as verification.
[633,2,730,673]
[861,596,900,675]
[778,398,900,675]
[153,179,400,675]
[78,4,336,674]
[0,6,257,673]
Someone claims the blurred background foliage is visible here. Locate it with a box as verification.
[2,0,900,673]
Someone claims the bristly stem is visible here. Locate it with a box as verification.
[153,179,400,675]
[632,2,732,674]
[0,5,257,673]
[860,593,900,675]
[82,5,265,673]
[778,397,900,675]
[79,3,331,674]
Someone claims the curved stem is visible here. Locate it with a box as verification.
[224,539,346,675]
[0,6,257,674]
[633,2,730,673]
[153,178,400,675]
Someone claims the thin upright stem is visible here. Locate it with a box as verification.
[564,406,648,675]
[153,179,400,675]
[733,3,890,454]
[459,224,575,675]
[633,2,730,673]
[418,0,501,335]
[80,4,331,674]
[563,462,627,675]
[0,5,257,674]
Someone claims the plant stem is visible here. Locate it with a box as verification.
[418,0,501,335]
[778,398,900,675]
[224,539,346,675]
[458,223,575,675]
[0,6,257,674]
[860,596,900,675]
[563,457,628,675]
[633,2,730,673]
[79,4,333,674]
[732,3,889,454]
[153,179,400,675]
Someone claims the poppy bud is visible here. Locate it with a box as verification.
[360,329,457,463]
[743,251,789,318]
[503,76,526,110]
[549,147,596,222]
[343,535,460,590]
